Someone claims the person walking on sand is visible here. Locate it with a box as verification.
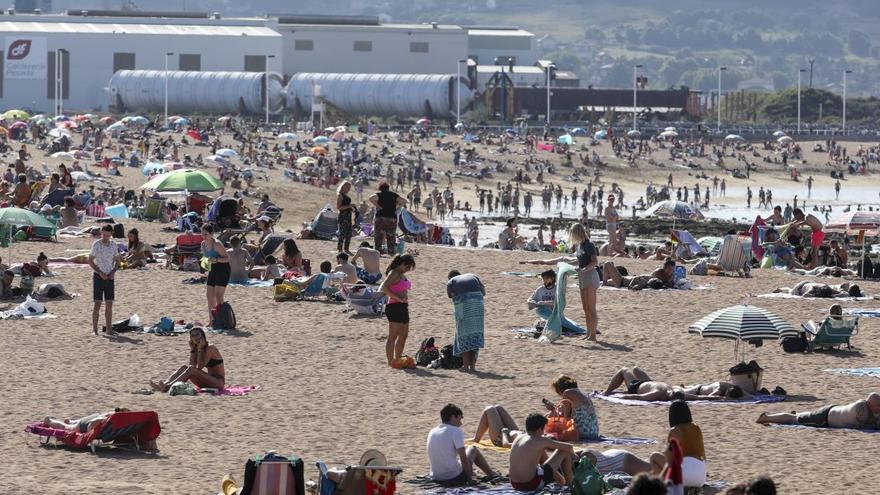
[605,195,620,253]
[88,224,120,337]
[447,270,486,372]
[379,254,416,368]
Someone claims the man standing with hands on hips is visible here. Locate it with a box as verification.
[89,224,121,337]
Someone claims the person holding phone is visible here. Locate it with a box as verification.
[150,327,225,392]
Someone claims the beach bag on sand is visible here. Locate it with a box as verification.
[781,332,809,353]
[212,302,237,330]
[570,455,608,495]
[439,344,463,370]
[545,416,579,442]
[240,452,305,495]
[415,337,440,367]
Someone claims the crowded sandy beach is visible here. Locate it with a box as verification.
[2,113,880,495]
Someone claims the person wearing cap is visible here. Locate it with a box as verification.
[605,194,620,253]
[369,182,407,255]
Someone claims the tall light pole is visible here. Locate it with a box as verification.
[164,52,174,127]
[456,59,466,127]
[808,58,815,88]
[545,63,554,127]
[797,68,806,134]
[633,64,643,132]
[717,66,727,132]
[842,70,848,130]
[265,54,275,127]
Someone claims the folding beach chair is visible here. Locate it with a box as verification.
[175,233,204,269]
[139,197,165,221]
[238,452,305,495]
[316,462,402,495]
[713,235,752,274]
[24,411,161,453]
[342,284,387,316]
[802,316,859,351]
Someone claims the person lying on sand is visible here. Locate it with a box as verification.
[509,413,576,491]
[150,327,225,392]
[772,280,862,298]
[43,408,129,433]
[790,266,858,278]
[49,253,91,264]
[471,405,522,448]
[580,449,655,476]
[602,366,748,401]
[757,394,880,429]
[601,258,675,290]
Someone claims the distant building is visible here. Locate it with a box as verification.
[465,26,538,66]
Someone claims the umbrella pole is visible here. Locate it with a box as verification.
[862,230,867,280]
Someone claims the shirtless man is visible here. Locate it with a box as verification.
[604,195,620,253]
[226,237,253,284]
[59,197,80,228]
[351,241,382,284]
[773,280,862,298]
[334,252,358,284]
[509,413,576,491]
[602,258,676,290]
[757,393,880,429]
[42,408,128,433]
[602,366,746,401]
[792,208,824,266]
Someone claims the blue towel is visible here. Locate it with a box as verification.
[229,279,275,288]
[453,291,484,356]
[536,306,586,334]
[543,263,575,342]
[825,368,880,378]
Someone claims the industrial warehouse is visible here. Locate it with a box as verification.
[0,9,698,120]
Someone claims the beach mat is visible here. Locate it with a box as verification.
[842,309,880,318]
[501,271,537,277]
[593,392,785,406]
[756,293,874,301]
[825,368,880,378]
[466,435,655,453]
[0,312,56,320]
[229,279,274,288]
[202,385,260,396]
[769,424,880,434]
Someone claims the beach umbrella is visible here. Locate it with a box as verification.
[278,132,297,140]
[167,115,183,122]
[217,116,231,122]
[8,121,27,130]
[659,130,679,138]
[593,130,607,140]
[664,126,677,132]
[142,162,166,176]
[626,129,641,138]
[56,120,78,129]
[725,134,744,141]
[825,210,880,232]
[99,116,115,125]
[777,136,793,145]
[416,118,431,125]
[174,117,189,126]
[1,109,30,121]
[28,114,46,122]
[310,146,327,155]
[186,129,202,141]
[571,127,587,136]
[54,115,70,121]
[141,169,223,192]
[313,136,330,144]
[106,122,126,132]
[644,200,704,220]
[205,155,230,165]
[73,114,90,122]
[0,207,58,262]
[297,156,317,165]
[215,148,238,158]
[689,304,797,341]
[772,131,786,138]
[557,134,573,145]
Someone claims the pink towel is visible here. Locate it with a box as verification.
[206,385,261,396]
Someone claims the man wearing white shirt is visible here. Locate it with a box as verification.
[426,404,497,485]
[88,224,120,336]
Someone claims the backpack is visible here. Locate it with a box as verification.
[570,456,608,495]
[415,337,440,367]
[212,302,237,330]
[781,332,809,353]
[439,344,463,370]
[240,452,305,495]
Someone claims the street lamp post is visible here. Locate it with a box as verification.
[265,54,275,127]
[842,69,852,134]
[797,68,806,134]
[717,66,727,132]
[808,58,815,88]
[164,52,174,127]
[633,64,643,132]
[545,63,554,127]
[456,59,466,127]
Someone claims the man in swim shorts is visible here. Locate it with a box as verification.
[508,414,575,491]
[792,208,824,267]
[757,394,880,429]
[602,367,747,401]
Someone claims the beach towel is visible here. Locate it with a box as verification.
[841,308,880,318]
[229,279,275,288]
[543,263,576,342]
[755,293,873,301]
[593,392,785,406]
[398,208,428,235]
[749,216,767,260]
[825,368,880,378]
[500,271,537,277]
[769,424,880,434]
[453,292,485,356]
[536,306,586,335]
[208,385,261,396]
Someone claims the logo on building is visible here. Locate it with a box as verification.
[7,39,32,60]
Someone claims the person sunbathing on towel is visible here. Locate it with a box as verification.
[43,407,129,433]
[756,393,880,429]
[602,258,676,290]
[602,367,747,401]
[790,266,858,277]
[772,281,862,298]
[150,327,225,392]
[49,253,91,264]
[471,405,522,448]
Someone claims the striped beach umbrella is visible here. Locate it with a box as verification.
[689,305,797,341]
[824,210,880,233]
[644,200,704,220]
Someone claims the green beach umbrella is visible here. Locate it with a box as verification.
[1,109,30,121]
[141,169,223,192]
[0,207,57,229]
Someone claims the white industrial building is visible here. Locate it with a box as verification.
[0,12,281,113]
[466,27,539,66]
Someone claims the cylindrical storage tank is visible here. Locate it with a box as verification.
[285,73,473,118]
[109,70,285,115]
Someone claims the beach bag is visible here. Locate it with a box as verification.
[570,456,607,495]
[439,344,463,370]
[781,332,809,353]
[415,337,440,367]
[545,416,579,442]
[241,452,305,495]
[273,283,301,302]
[212,302,237,330]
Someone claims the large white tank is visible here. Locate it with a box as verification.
[286,73,473,118]
[108,70,285,115]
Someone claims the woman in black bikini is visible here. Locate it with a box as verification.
[150,328,225,392]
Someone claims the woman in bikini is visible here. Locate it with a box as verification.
[122,228,149,268]
[202,223,231,323]
[150,327,225,392]
[378,254,415,367]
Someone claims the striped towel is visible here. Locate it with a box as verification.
[453,292,484,356]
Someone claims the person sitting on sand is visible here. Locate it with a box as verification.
[0,270,21,299]
[527,269,587,335]
[427,404,499,485]
[602,366,747,401]
[772,280,862,298]
[472,405,521,448]
[351,241,382,284]
[762,228,804,270]
[42,408,131,433]
[602,258,676,290]
[756,393,880,430]
[334,252,358,284]
[547,374,600,440]
[150,327,225,392]
[281,261,346,297]
[226,237,254,284]
[249,255,284,281]
[654,241,673,260]
[122,228,151,269]
[281,238,304,273]
[498,218,525,251]
[59,197,79,227]
[509,413,576,491]
[648,401,707,488]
